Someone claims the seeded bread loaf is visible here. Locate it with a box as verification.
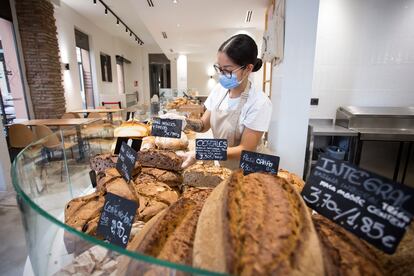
[193,170,324,275]
[183,162,231,188]
[137,149,183,172]
[312,214,384,276]
[89,153,118,173]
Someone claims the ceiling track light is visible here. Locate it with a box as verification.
[94,0,144,45]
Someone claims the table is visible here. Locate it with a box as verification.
[69,109,123,122]
[17,118,101,160]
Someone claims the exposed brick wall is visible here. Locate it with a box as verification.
[14,0,66,119]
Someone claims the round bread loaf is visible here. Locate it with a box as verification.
[278,168,305,193]
[114,121,149,137]
[193,170,324,275]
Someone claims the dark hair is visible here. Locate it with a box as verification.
[218,34,262,72]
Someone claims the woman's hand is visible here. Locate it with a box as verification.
[176,151,196,169]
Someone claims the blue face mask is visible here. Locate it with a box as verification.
[219,74,241,89]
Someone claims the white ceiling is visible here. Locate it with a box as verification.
[61,0,268,62]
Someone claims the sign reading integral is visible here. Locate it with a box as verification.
[239,150,280,175]
[301,155,414,254]
[116,142,137,182]
[96,192,138,248]
[151,118,182,138]
[195,139,228,161]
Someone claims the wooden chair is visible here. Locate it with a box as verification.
[102,101,122,121]
[61,113,80,119]
[34,125,76,181]
[60,113,79,140]
[8,124,35,161]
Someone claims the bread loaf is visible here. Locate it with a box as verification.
[140,136,156,150]
[155,132,189,150]
[140,167,183,187]
[373,223,414,276]
[278,169,305,193]
[89,153,118,173]
[137,149,183,172]
[193,170,324,275]
[123,189,212,274]
[183,162,231,188]
[312,214,384,276]
[114,121,149,137]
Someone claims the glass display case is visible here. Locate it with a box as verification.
[11,123,222,275]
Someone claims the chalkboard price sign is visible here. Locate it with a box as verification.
[89,170,97,188]
[151,118,182,138]
[195,139,227,161]
[239,150,280,175]
[116,142,137,182]
[301,156,414,254]
[114,137,143,154]
[96,193,138,248]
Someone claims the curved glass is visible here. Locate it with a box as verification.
[11,124,224,276]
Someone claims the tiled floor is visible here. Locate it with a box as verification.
[0,191,28,276]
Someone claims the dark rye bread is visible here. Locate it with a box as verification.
[120,189,212,275]
[137,149,183,172]
[140,167,183,186]
[312,214,384,276]
[193,170,324,275]
[89,153,118,173]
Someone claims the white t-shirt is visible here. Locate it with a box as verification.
[204,83,273,133]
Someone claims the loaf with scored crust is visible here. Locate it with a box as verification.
[193,170,324,275]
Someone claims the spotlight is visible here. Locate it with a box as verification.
[116,18,119,25]
[93,0,96,4]
[105,8,108,15]
[126,27,128,32]
[130,31,132,36]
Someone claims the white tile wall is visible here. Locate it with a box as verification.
[311,0,414,118]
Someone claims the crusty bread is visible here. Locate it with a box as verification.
[155,132,189,150]
[278,168,305,193]
[193,170,324,275]
[137,149,183,172]
[372,223,414,276]
[183,162,231,188]
[140,136,156,150]
[89,153,118,173]
[140,167,183,187]
[312,214,384,276]
[121,189,212,274]
[114,121,150,137]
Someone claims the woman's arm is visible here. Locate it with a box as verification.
[185,110,211,133]
[227,127,263,160]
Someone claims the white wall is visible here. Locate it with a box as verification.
[268,0,320,176]
[176,54,188,90]
[54,2,157,109]
[187,61,215,95]
[311,0,414,119]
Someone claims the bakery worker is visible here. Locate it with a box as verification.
[181,34,273,169]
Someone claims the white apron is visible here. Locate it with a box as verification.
[210,83,250,169]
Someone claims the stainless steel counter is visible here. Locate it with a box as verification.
[309,119,357,136]
[338,106,414,118]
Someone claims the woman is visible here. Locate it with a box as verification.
[182,34,272,169]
